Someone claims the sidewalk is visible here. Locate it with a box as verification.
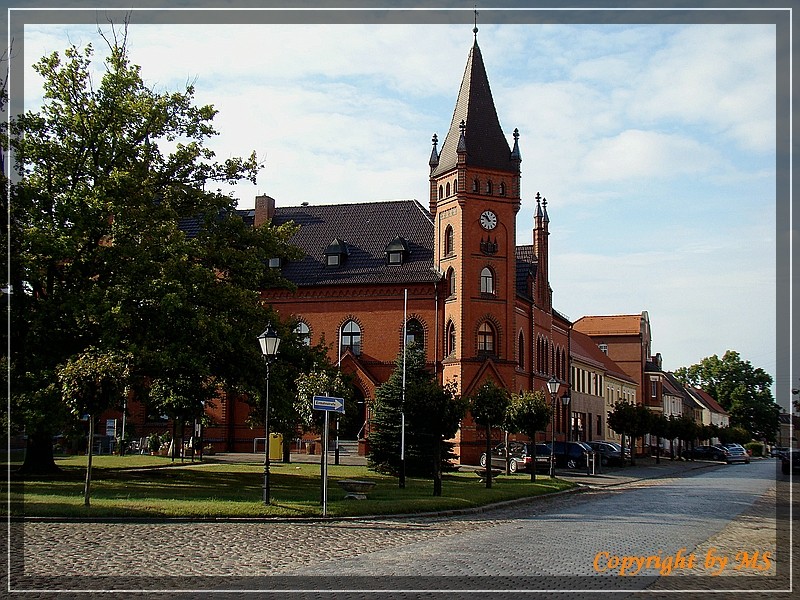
[553,455,735,488]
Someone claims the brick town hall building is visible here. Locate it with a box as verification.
[248,33,572,464]
[110,32,603,463]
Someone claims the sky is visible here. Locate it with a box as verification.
[20,14,782,401]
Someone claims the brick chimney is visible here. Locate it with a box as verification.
[254,195,276,228]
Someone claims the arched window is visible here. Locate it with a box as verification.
[454,177,458,193]
[478,322,495,354]
[446,182,450,197]
[444,225,454,256]
[480,267,495,294]
[486,180,493,195]
[439,185,443,199]
[499,182,506,196]
[445,321,457,356]
[518,331,525,369]
[340,320,361,356]
[446,267,456,297]
[472,179,479,192]
[405,318,425,351]
[295,322,311,346]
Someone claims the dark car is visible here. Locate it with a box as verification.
[545,441,593,469]
[781,449,799,475]
[681,444,728,462]
[771,447,789,458]
[479,441,552,473]
[722,443,750,464]
[586,441,629,466]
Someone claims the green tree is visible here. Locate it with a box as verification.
[674,351,778,442]
[606,401,638,467]
[57,348,130,505]
[505,390,551,481]
[9,26,300,473]
[406,378,466,496]
[469,379,511,488]
[673,414,699,458]
[649,412,670,464]
[367,345,463,487]
[717,425,751,446]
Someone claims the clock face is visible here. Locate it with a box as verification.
[480,210,498,230]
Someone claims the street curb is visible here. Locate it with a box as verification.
[12,484,586,525]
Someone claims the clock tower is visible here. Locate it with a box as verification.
[429,33,523,398]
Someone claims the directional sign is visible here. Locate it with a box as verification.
[312,396,345,414]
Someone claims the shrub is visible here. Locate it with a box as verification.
[745,442,763,457]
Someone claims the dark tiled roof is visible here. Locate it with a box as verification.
[515,245,537,299]
[431,40,517,177]
[272,200,437,286]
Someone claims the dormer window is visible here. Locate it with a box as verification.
[268,257,282,269]
[385,236,409,265]
[324,238,348,267]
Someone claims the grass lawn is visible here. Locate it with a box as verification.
[9,454,576,519]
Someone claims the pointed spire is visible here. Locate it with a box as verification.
[457,120,467,153]
[429,133,440,169]
[431,36,514,176]
[511,128,521,163]
[535,191,543,219]
[473,5,479,41]
[542,196,550,223]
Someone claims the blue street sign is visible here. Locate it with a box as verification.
[312,396,345,414]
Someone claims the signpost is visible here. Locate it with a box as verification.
[313,396,345,516]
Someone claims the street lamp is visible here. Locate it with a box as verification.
[547,376,560,478]
[257,323,281,505]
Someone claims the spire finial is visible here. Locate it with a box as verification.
[429,133,440,169]
[473,5,479,39]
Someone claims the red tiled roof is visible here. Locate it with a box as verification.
[691,387,729,415]
[573,314,643,336]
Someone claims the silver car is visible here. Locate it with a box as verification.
[722,443,751,464]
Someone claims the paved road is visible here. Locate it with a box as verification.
[12,458,789,597]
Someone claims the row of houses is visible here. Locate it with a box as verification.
[101,30,731,463]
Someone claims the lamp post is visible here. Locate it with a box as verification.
[257,323,281,505]
[547,376,560,478]
[562,394,571,441]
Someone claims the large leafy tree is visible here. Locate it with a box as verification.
[673,351,779,442]
[469,379,510,488]
[9,25,300,473]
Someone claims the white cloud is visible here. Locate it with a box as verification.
[580,129,723,182]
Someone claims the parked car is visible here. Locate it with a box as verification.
[781,449,799,475]
[771,446,789,458]
[721,443,750,464]
[545,441,593,469]
[479,441,552,473]
[681,444,728,462]
[586,441,629,466]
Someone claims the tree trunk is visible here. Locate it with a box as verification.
[17,430,60,475]
[485,423,492,489]
[620,433,627,468]
[655,436,661,464]
[84,415,94,507]
[629,435,636,466]
[433,439,442,497]
[282,436,291,464]
[530,438,537,482]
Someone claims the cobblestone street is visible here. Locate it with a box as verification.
[12,458,790,597]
